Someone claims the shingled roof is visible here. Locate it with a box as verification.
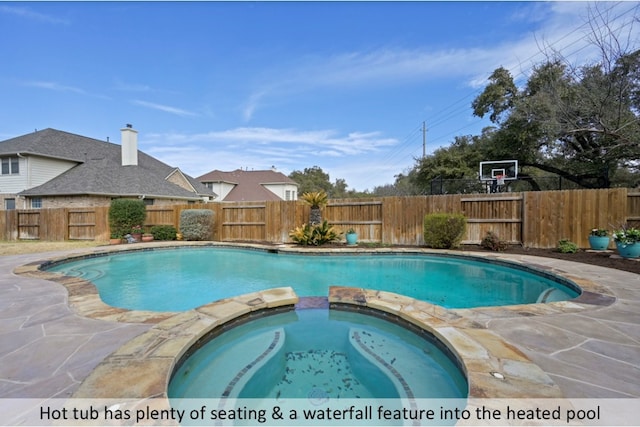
[0,128,214,200]
[197,169,298,201]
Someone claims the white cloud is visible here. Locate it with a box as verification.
[25,81,86,94]
[132,100,198,117]
[147,127,396,155]
[242,90,269,121]
[242,2,639,117]
[23,80,111,100]
[113,80,152,92]
[141,126,399,187]
[0,5,69,25]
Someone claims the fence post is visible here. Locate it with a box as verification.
[521,192,528,247]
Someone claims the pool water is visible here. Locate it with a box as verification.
[168,308,468,400]
[47,247,579,312]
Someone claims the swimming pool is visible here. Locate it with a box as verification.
[46,246,580,312]
[168,306,468,400]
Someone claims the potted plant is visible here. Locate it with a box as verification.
[588,228,610,251]
[109,233,122,245]
[141,233,154,242]
[612,226,640,259]
[130,225,143,241]
[345,227,358,246]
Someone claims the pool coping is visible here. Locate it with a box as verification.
[12,241,618,403]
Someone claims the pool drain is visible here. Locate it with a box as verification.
[308,387,330,405]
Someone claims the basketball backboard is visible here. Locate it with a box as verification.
[479,160,518,182]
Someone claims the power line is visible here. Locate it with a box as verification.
[384,1,638,171]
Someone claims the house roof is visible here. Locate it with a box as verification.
[0,128,215,200]
[197,169,298,201]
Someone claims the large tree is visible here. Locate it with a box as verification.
[289,166,333,195]
[288,165,367,198]
[472,50,640,188]
[409,131,502,194]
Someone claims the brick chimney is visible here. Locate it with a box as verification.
[120,124,138,166]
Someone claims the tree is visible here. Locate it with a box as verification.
[472,51,640,188]
[300,191,328,226]
[289,166,333,196]
[372,171,422,196]
[472,3,640,189]
[289,166,368,198]
[409,132,497,194]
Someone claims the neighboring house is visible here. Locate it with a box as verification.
[197,168,299,202]
[0,126,215,209]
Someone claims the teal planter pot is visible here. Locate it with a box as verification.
[345,233,358,246]
[615,241,640,259]
[588,235,610,251]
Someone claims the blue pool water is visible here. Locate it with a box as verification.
[46,247,579,312]
[168,308,468,400]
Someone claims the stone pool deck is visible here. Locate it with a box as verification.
[1,242,639,401]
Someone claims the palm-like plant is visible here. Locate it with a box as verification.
[301,191,328,226]
[289,220,341,246]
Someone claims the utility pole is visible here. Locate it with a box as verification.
[422,121,427,158]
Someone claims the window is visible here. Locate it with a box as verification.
[31,198,42,209]
[5,198,15,210]
[143,198,154,206]
[1,157,19,175]
[285,190,291,201]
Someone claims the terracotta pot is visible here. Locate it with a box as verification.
[141,235,154,242]
[109,238,122,245]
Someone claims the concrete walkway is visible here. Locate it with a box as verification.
[0,246,638,399]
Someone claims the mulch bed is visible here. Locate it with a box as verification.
[462,244,640,275]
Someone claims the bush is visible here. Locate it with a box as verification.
[289,220,341,246]
[108,199,146,238]
[179,209,214,241]
[557,239,578,253]
[481,231,508,251]
[150,225,177,241]
[423,213,466,249]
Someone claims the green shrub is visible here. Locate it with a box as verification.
[289,220,341,246]
[423,213,466,249]
[108,199,146,238]
[150,225,177,241]
[179,209,214,241]
[481,231,508,251]
[557,239,578,253]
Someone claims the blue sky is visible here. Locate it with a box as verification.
[1,2,638,191]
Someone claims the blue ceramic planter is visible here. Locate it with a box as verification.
[588,235,610,251]
[615,241,640,259]
[346,233,358,246]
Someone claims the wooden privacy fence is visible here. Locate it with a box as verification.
[1,188,637,249]
[1,207,110,241]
